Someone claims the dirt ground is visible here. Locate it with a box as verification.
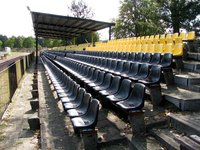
[0,64,39,150]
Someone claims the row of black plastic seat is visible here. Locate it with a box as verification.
[48,50,173,68]
[41,56,100,133]
[43,52,146,113]
[44,52,162,86]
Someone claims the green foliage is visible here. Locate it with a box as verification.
[68,0,94,19]
[0,40,2,47]
[14,36,24,48]
[75,32,99,44]
[4,37,15,48]
[23,37,35,48]
[158,0,200,34]
[113,0,164,38]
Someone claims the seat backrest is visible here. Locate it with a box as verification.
[128,52,135,61]
[128,62,140,76]
[122,61,131,73]
[116,79,132,99]
[91,69,100,82]
[110,60,118,70]
[148,65,161,82]
[142,53,152,63]
[115,61,124,72]
[136,63,149,78]
[79,93,92,110]
[135,52,144,62]
[160,53,172,68]
[101,73,112,87]
[150,53,161,64]
[107,75,121,93]
[95,71,105,85]
[76,88,86,103]
[84,99,99,127]
[126,83,145,110]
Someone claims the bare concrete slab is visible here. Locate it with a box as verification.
[126,134,164,150]
[169,112,200,136]
[183,61,200,72]
[174,72,200,88]
[162,84,200,111]
[0,65,39,150]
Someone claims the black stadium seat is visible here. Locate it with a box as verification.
[71,99,99,132]
[129,63,149,82]
[106,79,132,103]
[67,93,92,118]
[116,83,145,111]
[139,65,161,85]
[63,88,86,111]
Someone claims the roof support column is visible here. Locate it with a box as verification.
[35,35,38,65]
[73,37,76,45]
[91,32,94,46]
[109,26,111,40]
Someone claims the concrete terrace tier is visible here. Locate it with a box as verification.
[168,112,200,136]
[183,61,200,73]
[174,71,200,89]
[161,84,200,111]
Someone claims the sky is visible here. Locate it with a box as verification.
[0,0,120,40]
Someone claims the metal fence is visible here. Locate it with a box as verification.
[0,52,35,119]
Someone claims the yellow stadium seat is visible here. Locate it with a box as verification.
[155,35,160,39]
[142,44,148,53]
[179,32,187,40]
[150,35,154,39]
[166,37,173,44]
[173,43,183,56]
[155,44,164,53]
[175,37,182,44]
[153,38,159,44]
[148,44,155,53]
[187,31,196,41]
[147,38,153,44]
[172,33,179,41]
[163,43,173,54]
[159,34,166,44]
[166,34,172,39]
[136,37,141,44]
[131,44,136,52]
[136,44,142,52]
[130,38,136,44]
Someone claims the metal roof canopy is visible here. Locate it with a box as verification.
[31,11,115,40]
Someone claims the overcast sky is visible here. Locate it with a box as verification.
[0,0,120,40]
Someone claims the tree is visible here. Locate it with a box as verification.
[23,37,35,48]
[14,36,24,48]
[4,37,15,48]
[158,0,200,33]
[68,0,99,44]
[0,40,2,48]
[44,38,54,48]
[68,0,94,19]
[113,0,164,38]
[0,35,8,47]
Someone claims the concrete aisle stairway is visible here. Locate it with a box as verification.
[148,43,200,150]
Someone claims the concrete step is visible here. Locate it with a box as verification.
[149,127,180,150]
[161,84,200,111]
[190,84,200,92]
[174,72,200,89]
[126,134,164,150]
[168,112,200,136]
[183,61,200,73]
[187,52,200,61]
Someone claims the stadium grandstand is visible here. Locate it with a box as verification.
[0,10,200,150]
